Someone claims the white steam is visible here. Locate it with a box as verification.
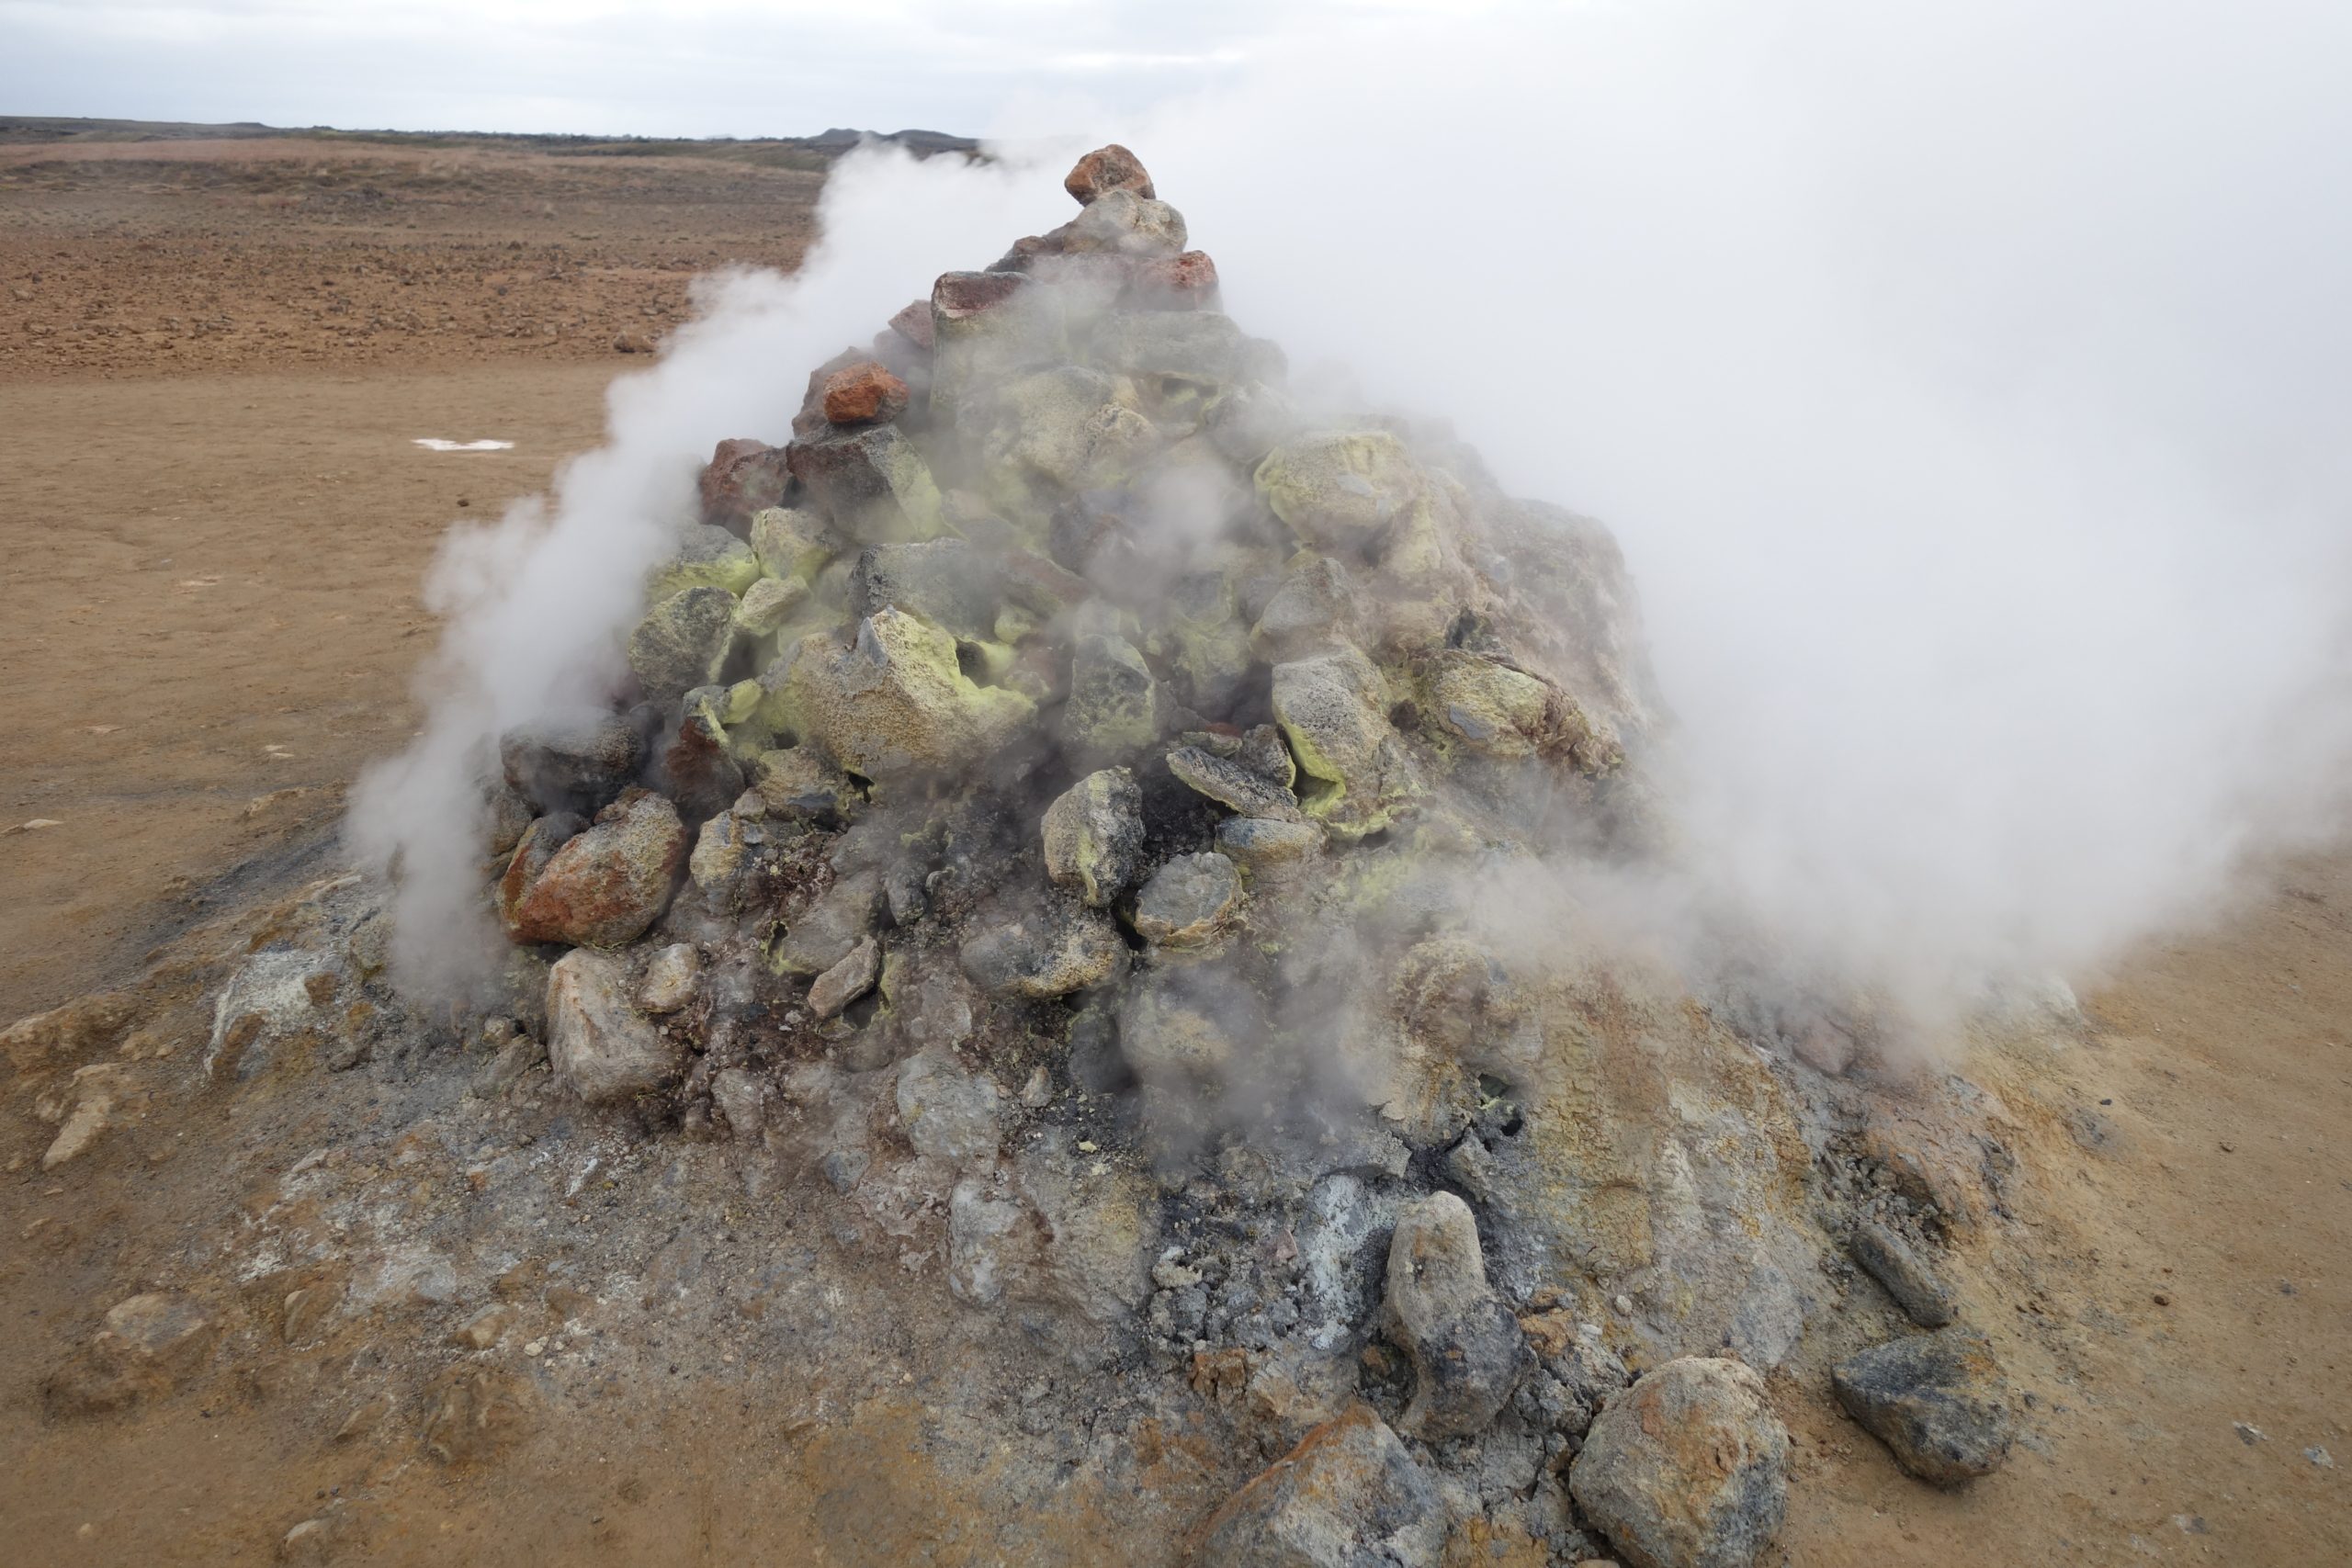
[357,0,2352,1015]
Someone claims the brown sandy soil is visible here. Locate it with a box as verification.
[1,131,2346,1566]
[0,133,824,379]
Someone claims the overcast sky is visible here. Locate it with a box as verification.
[0,0,1463,138]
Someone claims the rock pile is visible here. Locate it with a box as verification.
[334,145,2028,1563]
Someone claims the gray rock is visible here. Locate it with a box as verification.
[785,422,946,543]
[1041,768,1146,907]
[752,747,861,819]
[1133,852,1243,949]
[959,905,1126,998]
[1168,745,1305,821]
[545,949,684,1103]
[628,585,740,701]
[1831,1327,2015,1486]
[1849,1218,1958,1329]
[947,1179,1028,1305]
[203,947,348,1080]
[1116,966,1238,1085]
[734,574,808,637]
[711,1066,767,1138]
[770,870,882,976]
[1187,1403,1445,1568]
[500,714,642,812]
[1384,1192,1532,1440]
[808,936,880,1020]
[895,1048,1002,1171]
[851,539,1000,639]
[469,1032,546,1100]
[1216,816,1326,876]
[1089,310,1253,384]
[1250,556,1359,661]
[1569,1358,1789,1568]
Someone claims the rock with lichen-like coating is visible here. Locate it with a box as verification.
[1256,432,1424,547]
[778,608,1035,782]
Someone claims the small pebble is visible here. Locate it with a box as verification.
[1612,1293,1634,1315]
[523,1338,547,1357]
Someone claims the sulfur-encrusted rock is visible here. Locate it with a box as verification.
[501,715,642,814]
[896,1047,1002,1171]
[1062,634,1158,761]
[1384,1191,1534,1440]
[1187,1403,1445,1568]
[1831,1328,2015,1485]
[748,505,842,584]
[1256,432,1424,547]
[779,609,1035,782]
[734,574,808,638]
[981,366,1159,494]
[1041,768,1147,907]
[1168,744,1306,821]
[1065,143,1155,205]
[786,423,947,543]
[808,936,880,1020]
[505,790,685,948]
[1132,852,1243,949]
[1569,1358,1789,1568]
[960,905,1126,998]
[628,585,740,701]
[545,949,684,1103]
[698,437,792,530]
[650,523,762,599]
[1272,649,1412,833]
[1058,187,1188,259]
[822,361,910,426]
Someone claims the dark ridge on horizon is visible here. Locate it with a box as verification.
[0,115,980,161]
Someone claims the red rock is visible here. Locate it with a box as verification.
[931,269,1032,323]
[697,438,792,532]
[1065,144,1154,205]
[1130,250,1220,310]
[886,299,935,351]
[792,346,867,438]
[506,789,686,948]
[822,361,911,425]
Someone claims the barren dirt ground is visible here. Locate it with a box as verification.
[2,133,2346,1565]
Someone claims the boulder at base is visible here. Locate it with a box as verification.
[1831,1327,2015,1485]
[1568,1358,1789,1568]
[1187,1403,1444,1567]
[546,949,684,1103]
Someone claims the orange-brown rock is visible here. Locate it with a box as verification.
[1065,143,1154,205]
[822,361,911,426]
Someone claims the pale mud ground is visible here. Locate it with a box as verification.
[1,136,2346,1565]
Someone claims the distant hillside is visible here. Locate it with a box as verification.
[0,116,980,168]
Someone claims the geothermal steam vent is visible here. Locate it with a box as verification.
[459,147,2018,1564]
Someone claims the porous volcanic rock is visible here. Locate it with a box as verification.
[1831,1327,2016,1485]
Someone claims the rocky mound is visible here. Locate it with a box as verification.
[19,146,2048,1567]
